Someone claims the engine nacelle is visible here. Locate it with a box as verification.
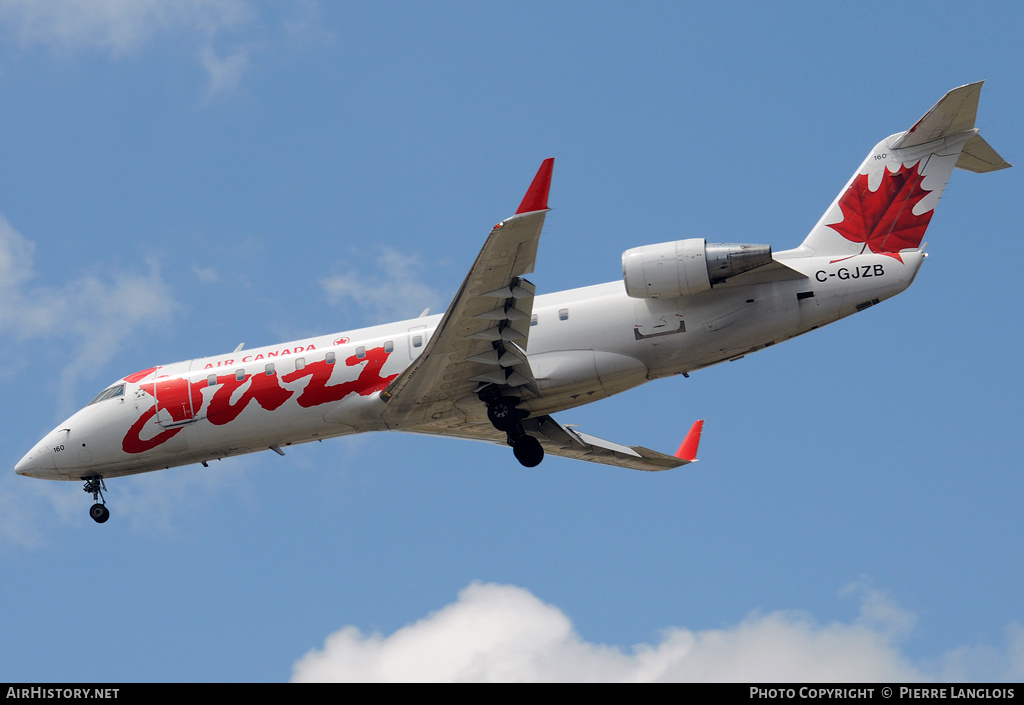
[622,238,774,299]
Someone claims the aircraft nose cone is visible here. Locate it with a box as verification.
[14,439,56,478]
[15,449,37,476]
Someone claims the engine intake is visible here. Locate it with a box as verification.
[622,238,774,299]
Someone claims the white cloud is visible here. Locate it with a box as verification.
[0,0,254,96]
[283,0,335,47]
[192,264,221,283]
[292,582,1024,683]
[0,455,260,547]
[0,0,250,55]
[0,213,183,545]
[112,457,258,537]
[938,623,1024,683]
[320,247,442,324]
[199,43,248,99]
[0,475,56,549]
[0,214,184,546]
[0,214,179,413]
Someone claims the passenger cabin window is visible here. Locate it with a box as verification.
[88,384,125,406]
[412,335,423,348]
[325,352,336,365]
[558,308,569,321]
[531,314,538,327]
[384,340,394,353]
[207,374,217,386]
[355,346,366,359]
[235,369,245,382]
[265,363,275,375]
[295,357,305,370]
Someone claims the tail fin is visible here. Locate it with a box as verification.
[795,82,1010,260]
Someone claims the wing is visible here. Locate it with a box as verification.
[379,158,698,472]
[380,159,554,428]
[408,416,704,472]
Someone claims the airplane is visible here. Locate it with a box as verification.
[15,82,1010,523]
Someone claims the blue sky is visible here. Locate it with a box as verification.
[0,1,1021,682]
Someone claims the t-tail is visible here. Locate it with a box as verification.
[794,81,1010,261]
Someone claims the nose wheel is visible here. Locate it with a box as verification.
[89,503,110,524]
[83,476,110,524]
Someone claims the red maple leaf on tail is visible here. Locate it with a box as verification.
[827,161,934,263]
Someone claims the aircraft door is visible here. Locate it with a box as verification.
[153,374,199,427]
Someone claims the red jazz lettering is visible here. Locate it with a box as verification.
[281,347,397,408]
[122,407,184,454]
[122,347,395,454]
[206,370,293,425]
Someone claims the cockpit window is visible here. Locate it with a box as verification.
[88,384,125,406]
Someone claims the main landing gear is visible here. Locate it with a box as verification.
[479,387,544,468]
[83,476,110,524]
[509,430,544,468]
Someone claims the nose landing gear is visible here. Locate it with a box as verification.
[83,476,110,524]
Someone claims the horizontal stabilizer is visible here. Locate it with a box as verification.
[892,82,983,149]
[956,134,1012,172]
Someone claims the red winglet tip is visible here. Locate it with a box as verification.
[675,419,704,462]
[515,158,554,214]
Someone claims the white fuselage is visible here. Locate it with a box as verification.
[14,249,923,481]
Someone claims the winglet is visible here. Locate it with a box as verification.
[674,420,704,462]
[515,158,554,214]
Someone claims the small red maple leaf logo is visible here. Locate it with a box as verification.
[827,161,934,263]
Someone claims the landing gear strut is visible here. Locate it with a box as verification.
[479,386,545,467]
[83,476,109,524]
